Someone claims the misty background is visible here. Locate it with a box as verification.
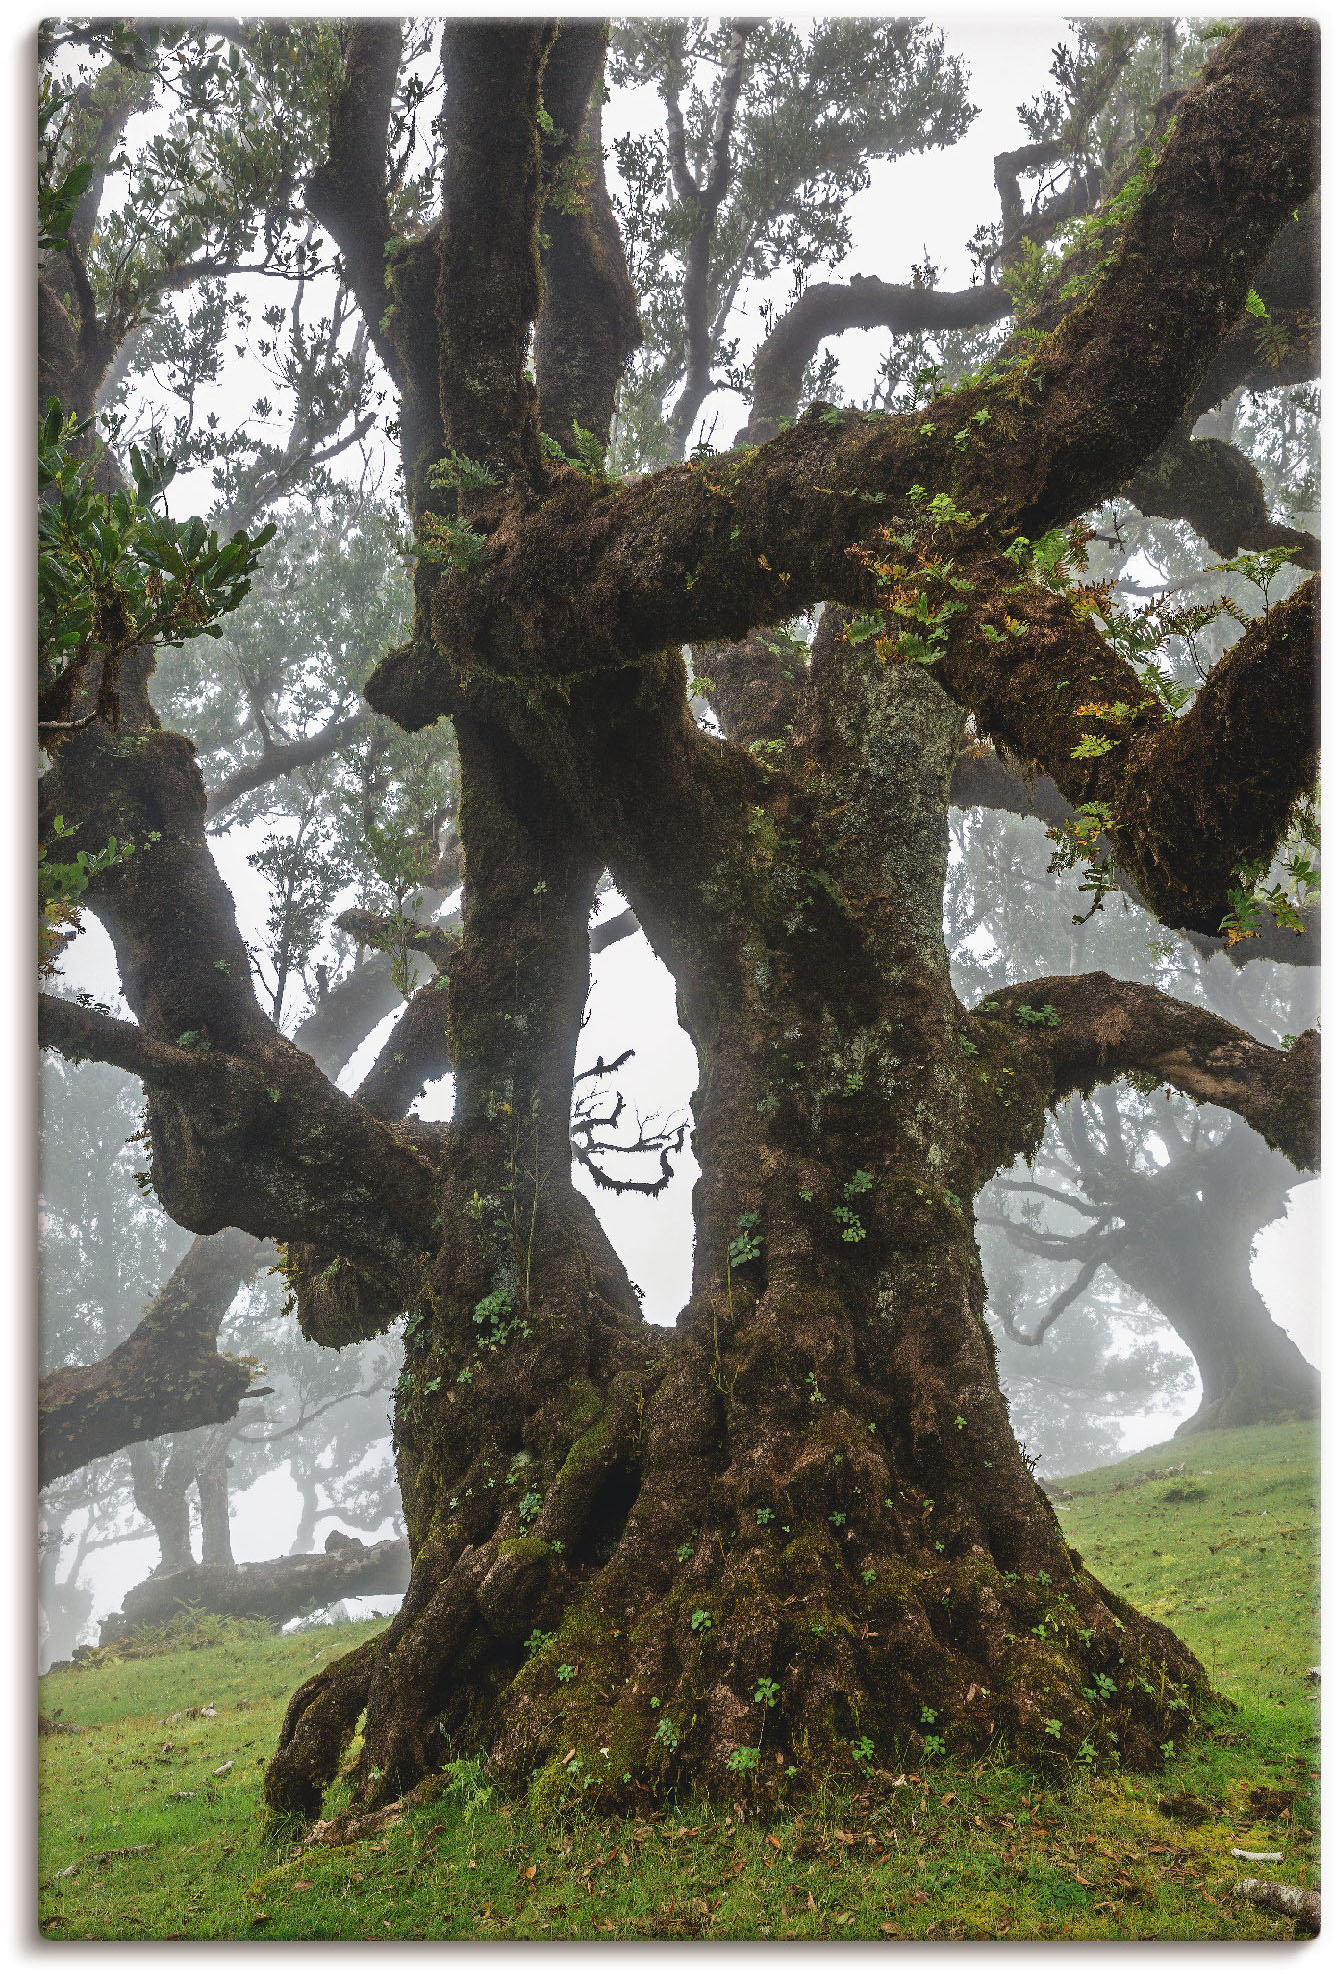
[38,14,1320,1669]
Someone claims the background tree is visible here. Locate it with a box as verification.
[982,1093,1317,1438]
[607,18,977,464]
[37,17,1318,1823]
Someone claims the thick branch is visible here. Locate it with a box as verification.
[741,278,1013,445]
[1113,579,1318,933]
[353,977,452,1122]
[693,630,805,749]
[951,740,1320,966]
[38,1228,262,1489]
[38,681,451,1268]
[304,21,404,389]
[1187,201,1318,414]
[1126,430,1318,568]
[39,992,442,1269]
[100,1534,411,1640]
[436,22,556,488]
[367,20,1316,723]
[39,993,195,1084]
[668,23,751,455]
[589,905,641,955]
[205,712,368,820]
[36,908,451,1486]
[979,972,1318,1171]
[335,908,458,976]
[534,28,642,454]
[938,571,1318,936]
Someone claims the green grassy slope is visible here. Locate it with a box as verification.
[38,1421,1318,1941]
[1053,1418,1319,1718]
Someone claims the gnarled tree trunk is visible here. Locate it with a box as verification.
[985,1104,1320,1437]
[259,18,1320,1820]
[266,657,1211,1819]
[36,17,1317,1831]
[1114,1129,1320,1434]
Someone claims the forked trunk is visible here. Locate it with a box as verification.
[265,660,1209,1820]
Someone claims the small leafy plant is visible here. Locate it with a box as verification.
[728,1213,763,1268]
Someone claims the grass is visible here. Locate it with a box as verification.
[38,1421,1318,1940]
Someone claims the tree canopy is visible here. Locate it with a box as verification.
[38,16,1318,1821]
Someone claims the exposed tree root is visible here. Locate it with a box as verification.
[264,1633,386,1816]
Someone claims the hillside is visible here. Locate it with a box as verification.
[39,1422,1318,1941]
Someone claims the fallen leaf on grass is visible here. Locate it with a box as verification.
[211,1761,234,1777]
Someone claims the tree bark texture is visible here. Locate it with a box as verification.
[266,657,1217,1819]
[37,20,1320,1824]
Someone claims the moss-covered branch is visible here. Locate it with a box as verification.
[950,739,1320,966]
[935,569,1317,935]
[353,975,453,1123]
[534,24,641,455]
[977,972,1317,1171]
[436,21,556,489]
[39,989,442,1268]
[304,20,404,388]
[367,19,1315,726]
[38,1227,262,1489]
[1186,200,1318,414]
[335,908,458,976]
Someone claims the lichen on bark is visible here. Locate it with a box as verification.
[36,18,1319,1826]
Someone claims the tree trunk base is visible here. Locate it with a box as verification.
[1174,1364,1320,1436]
[264,1315,1212,1821]
[264,1531,1211,1819]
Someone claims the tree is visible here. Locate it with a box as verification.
[942,767,1318,1444]
[983,1092,1318,1437]
[38,18,1318,1822]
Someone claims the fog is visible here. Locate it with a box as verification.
[38,13,1321,1661]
